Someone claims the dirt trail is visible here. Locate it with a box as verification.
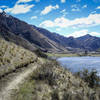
[0,63,39,100]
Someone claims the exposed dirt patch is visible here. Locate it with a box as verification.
[0,62,40,100]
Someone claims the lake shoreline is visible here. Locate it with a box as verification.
[47,53,100,58]
[57,56,100,76]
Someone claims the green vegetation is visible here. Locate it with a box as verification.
[11,81,35,100]
[75,69,100,88]
[46,53,79,57]
[34,49,48,58]
[47,52,100,57]
[96,48,100,52]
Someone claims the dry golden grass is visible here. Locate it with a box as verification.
[0,37,37,77]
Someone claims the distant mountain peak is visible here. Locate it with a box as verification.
[0,11,10,17]
[2,10,6,14]
[0,12,100,52]
[77,34,92,39]
[84,34,92,37]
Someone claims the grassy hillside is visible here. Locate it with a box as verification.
[0,35,100,100]
[0,36,37,78]
[12,60,100,100]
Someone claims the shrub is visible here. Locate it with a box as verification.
[31,61,59,86]
[34,49,47,58]
[51,90,59,100]
[75,69,100,88]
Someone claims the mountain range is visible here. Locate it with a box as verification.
[0,11,100,53]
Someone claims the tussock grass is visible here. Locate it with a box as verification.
[0,37,37,78]
[11,60,100,100]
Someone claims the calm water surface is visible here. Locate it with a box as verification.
[57,56,100,76]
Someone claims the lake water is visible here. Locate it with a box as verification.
[57,57,100,76]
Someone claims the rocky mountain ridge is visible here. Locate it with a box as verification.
[0,11,100,52]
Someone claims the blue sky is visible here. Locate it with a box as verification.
[0,0,100,37]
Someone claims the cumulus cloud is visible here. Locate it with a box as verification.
[60,9,68,17]
[0,5,8,8]
[61,0,66,3]
[41,5,59,15]
[39,14,100,28]
[40,20,55,27]
[0,5,8,12]
[82,5,87,8]
[31,16,37,19]
[61,9,66,13]
[71,4,80,12]
[91,11,96,14]
[17,0,40,3]
[56,28,61,31]
[72,8,80,11]
[96,6,100,9]
[67,30,100,37]
[0,9,3,12]
[17,0,33,3]
[5,3,34,14]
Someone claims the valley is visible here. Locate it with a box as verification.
[0,11,100,100]
[1,12,100,53]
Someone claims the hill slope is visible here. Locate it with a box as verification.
[11,61,100,100]
[0,29,99,100]
[33,26,100,51]
[0,12,67,52]
[0,11,100,52]
[0,36,37,78]
[77,34,100,51]
[33,26,82,49]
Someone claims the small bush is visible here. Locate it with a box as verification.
[75,69,100,88]
[31,61,59,86]
[51,90,59,100]
[34,49,47,58]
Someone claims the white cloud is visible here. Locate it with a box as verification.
[60,9,68,17]
[96,6,100,9]
[82,5,87,8]
[72,8,80,11]
[0,9,3,13]
[61,0,66,3]
[67,30,100,37]
[0,5,8,8]
[61,9,66,13]
[5,0,34,14]
[71,4,80,12]
[90,32,100,37]
[17,0,33,3]
[39,14,100,28]
[17,0,40,3]
[31,16,37,19]
[56,28,61,31]
[5,4,34,14]
[91,11,96,14]
[41,5,59,15]
[40,20,55,27]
